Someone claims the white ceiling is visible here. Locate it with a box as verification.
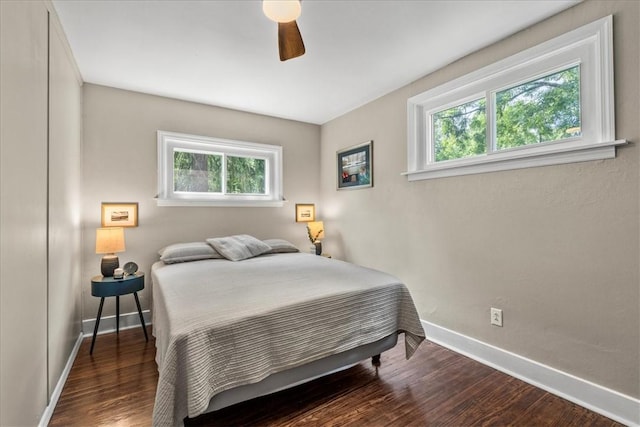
[52,0,579,125]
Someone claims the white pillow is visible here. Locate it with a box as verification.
[263,239,299,254]
[159,242,223,264]
[206,235,272,261]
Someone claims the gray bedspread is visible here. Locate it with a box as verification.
[151,253,425,426]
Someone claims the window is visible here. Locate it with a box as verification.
[495,66,581,150]
[433,97,486,162]
[406,16,625,181]
[157,131,283,206]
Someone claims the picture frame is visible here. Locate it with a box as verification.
[337,140,373,190]
[101,202,139,227]
[295,204,315,222]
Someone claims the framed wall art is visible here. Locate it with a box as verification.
[337,140,373,190]
[101,202,139,227]
[295,203,315,222]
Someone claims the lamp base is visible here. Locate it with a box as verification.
[101,255,119,277]
[314,241,322,256]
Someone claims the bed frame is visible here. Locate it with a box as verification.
[150,253,425,425]
[201,332,399,414]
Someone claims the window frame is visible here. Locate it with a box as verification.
[405,16,625,181]
[157,131,283,207]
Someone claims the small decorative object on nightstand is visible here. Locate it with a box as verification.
[307,221,324,255]
[123,261,138,275]
[90,272,148,355]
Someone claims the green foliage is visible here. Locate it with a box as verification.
[432,65,581,162]
[226,156,265,194]
[496,66,580,149]
[173,151,265,194]
[433,98,486,162]
[174,151,222,192]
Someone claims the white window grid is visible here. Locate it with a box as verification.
[157,131,283,207]
[405,16,625,181]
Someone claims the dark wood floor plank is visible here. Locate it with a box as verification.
[49,327,623,427]
[512,392,621,427]
[49,327,158,427]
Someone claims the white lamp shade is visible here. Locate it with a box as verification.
[307,221,325,241]
[263,0,301,23]
[95,227,125,254]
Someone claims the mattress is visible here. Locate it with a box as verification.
[151,252,425,426]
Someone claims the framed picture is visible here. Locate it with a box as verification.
[101,202,139,227]
[295,204,315,222]
[337,140,373,190]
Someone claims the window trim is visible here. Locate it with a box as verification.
[405,15,625,181]
[157,131,284,207]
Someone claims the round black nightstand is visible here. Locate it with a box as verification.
[90,272,148,354]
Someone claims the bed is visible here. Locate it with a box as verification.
[151,237,425,426]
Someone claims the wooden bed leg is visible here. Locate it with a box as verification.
[372,354,381,367]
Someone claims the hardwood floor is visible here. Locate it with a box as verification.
[50,327,622,426]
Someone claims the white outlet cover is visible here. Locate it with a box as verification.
[491,308,503,327]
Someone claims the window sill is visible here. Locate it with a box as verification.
[156,198,285,207]
[403,139,627,181]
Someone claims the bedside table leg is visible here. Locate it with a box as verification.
[90,297,105,355]
[116,295,120,334]
[133,292,148,342]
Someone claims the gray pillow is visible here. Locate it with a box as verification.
[206,235,272,261]
[263,239,299,254]
[159,242,223,264]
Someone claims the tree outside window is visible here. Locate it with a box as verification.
[431,66,581,163]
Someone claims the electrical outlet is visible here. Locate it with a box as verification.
[490,307,503,327]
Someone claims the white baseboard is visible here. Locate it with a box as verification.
[421,320,639,427]
[82,309,152,337]
[38,332,84,427]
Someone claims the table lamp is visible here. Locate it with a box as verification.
[95,227,125,277]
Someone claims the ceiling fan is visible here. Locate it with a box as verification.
[263,0,306,61]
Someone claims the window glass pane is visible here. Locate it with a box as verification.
[496,66,581,150]
[173,150,222,192]
[433,98,486,162]
[226,156,266,194]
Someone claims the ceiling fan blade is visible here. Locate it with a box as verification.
[278,20,305,61]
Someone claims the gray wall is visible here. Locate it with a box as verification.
[0,2,48,424]
[81,84,321,321]
[320,0,639,399]
[48,10,83,398]
[0,0,83,425]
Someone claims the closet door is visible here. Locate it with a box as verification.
[0,1,50,425]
